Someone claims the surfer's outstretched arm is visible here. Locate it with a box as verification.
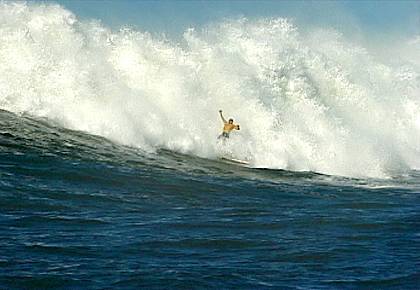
[219,110,227,124]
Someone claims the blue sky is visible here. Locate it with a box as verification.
[53,0,419,38]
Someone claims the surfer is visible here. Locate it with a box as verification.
[218,110,240,139]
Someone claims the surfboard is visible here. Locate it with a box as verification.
[221,157,250,165]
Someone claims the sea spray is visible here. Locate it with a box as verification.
[0,2,419,178]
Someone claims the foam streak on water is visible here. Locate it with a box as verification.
[0,2,419,178]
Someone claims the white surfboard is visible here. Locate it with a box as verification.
[221,157,250,165]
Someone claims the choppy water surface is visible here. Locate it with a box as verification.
[0,111,419,289]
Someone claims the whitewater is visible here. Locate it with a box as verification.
[1,2,419,178]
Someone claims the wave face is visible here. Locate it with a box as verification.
[1,2,419,178]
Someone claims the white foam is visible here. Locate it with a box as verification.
[0,2,419,178]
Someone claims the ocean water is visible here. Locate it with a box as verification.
[1,110,419,289]
[1,2,419,289]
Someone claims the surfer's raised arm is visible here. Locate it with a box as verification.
[219,110,227,124]
[217,110,240,140]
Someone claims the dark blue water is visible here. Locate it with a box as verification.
[0,110,419,289]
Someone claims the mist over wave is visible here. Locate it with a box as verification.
[1,2,419,178]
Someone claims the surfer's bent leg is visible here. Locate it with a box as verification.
[217,132,229,140]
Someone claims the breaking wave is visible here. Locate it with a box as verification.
[1,2,419,177]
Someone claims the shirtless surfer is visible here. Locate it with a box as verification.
[218,110,240,139]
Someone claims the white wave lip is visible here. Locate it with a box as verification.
[1,2,419,178]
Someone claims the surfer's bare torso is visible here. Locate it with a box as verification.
[219,110,240,138]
